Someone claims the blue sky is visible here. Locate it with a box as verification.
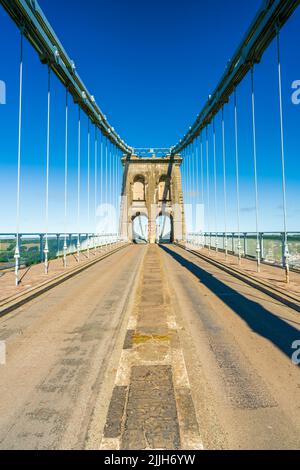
[0,0,299,233]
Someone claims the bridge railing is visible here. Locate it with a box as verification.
[0,233,125,271]
[186,232,300,271]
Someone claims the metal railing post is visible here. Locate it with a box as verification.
[56,234,60,258]
[39,234,44,263]
[244,233,248,258]
[260,232,264,261]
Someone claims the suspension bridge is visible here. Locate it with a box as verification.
[0,0,300,451]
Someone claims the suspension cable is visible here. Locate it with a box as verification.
[234,89,242,265]
[277,28,290,284]
[63,89,68,268]
[191,142,194,238]
[105,136,108,249]
[194,138,197,238]
[113,145,116,243]
[222,106,228,259]
[109,141,112,247]
[206,126,211,251]
[113,144,116,238]
[195,136,200,246]
[187,144,190,232]
[189,144,193,241]
[14,30,23,287]
[116,147,118,240]
[251,67,261,273]
[118,148,121,239]
[200,133,204,205]
[77,105,81,262]
[100,132,103,248]
[200,132,204,247]
[213,118,218,255]
[94,125,98,254]
[87,117,90,257]
[44,66,51,274]
[183,147,187,244]
[183,147,186,209]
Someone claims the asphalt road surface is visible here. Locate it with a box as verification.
[0,245,145,450]
[0,244,299,450]
[160,245,300,450]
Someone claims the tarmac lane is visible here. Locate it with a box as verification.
[160,244,300,450]
[0,245,146,450]
[1,242,300,450]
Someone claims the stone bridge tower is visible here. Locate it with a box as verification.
[119,154,186,244]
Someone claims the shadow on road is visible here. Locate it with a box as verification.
[161,245,300,364]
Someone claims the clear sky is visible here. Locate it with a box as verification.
[0,0,299,233]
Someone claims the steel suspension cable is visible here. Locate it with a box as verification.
[191,141,195,241]
[183,147,187,242]
[213,118,218,255]
[206,126,211,251]
[251,67,261,273]
[186,145,190,232]
[100,132,103,248]
[195,137,200,246]
[77,106,81,263]
[116,147,119,240]
[119,151,123,241]
[193,139,198,234]
[114,145,117,237]
[116,149,119,242]
[105,136,108,249]
[193,139,198,238]
[277,29,290,284]
[109,141,113,246]
[44,66,51,274]
[189,144,193,240]
[63,89,68,268]
[94,125,98,254]
[222,106,228,259]
[234,89,242,265]
[115,148,117,237]
[200,133,204,205]
[14,30,23,286]
[200,132,204,247]
[118,149,121,239]
[87,118,91,257]
[183,148,187,207]
[112,145,114,242]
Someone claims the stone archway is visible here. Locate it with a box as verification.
[120,154,186,244]
[132,212,149,244]
[132,175,146,202]
[156,212,174,244]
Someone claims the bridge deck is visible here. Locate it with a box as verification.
[0,244,299,449]
[1,242,300,308]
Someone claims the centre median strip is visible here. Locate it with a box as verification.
[100,245,203,451]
